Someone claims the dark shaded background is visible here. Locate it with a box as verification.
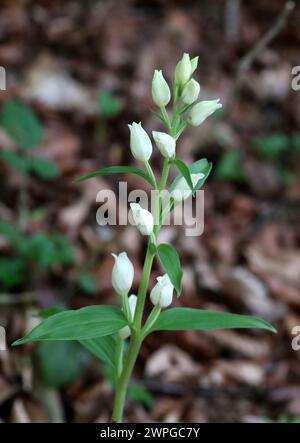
[0,0,300,423]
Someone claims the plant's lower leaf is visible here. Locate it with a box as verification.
[150,307,277,334]
[12,305,127,345]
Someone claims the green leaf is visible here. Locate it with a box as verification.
[1,151,30,173]
[0,220,27,252]
[35,341,90,388]
[150,307,277,334]
[49,234,74,265]
[25,233,57,268]
[254,134,289,159]
[0,257,25,289]
[78,273,97,295]
[127,383,154,408]
[169,158,212,193]
[12,305,127,345]
[1,100,44,150]
[80,335,117,368]
[73,166,155,188]
[216,151,244,182]
[171,159,194,193]
[97,91,122,119]
[157,243,183,296]
[30,157,59,180]
[291,133,300,152]
[35,304,117,371]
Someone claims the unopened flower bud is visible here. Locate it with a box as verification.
[111,252,134,295]
[152,70,171,107]
[130,203,154,236]
[150,274,174,308]
[118,294,137,339]
[189,99,222,126]
[152,131,176,159]
[190,56,199,75]
[128,122,152,161]
[174,53,191,85]
[182,79,200,105]
[171,172,205,203]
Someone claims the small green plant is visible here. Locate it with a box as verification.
[13,54,276,423]
[216,150,244,182]
[97,91,122,119]
[264,415,300,423]
[254,132,300,185]
[0,220,73,290]
[1,100,59,179]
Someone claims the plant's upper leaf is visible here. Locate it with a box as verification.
[157,243,183,296]
[150,307,277,334]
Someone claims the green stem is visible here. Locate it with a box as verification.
[154,159,170,235]
[112,332,141,423]
[133,243,155,328]
[160,106,171,130]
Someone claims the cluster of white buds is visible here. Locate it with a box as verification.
[128,53,221,167]
[150,274,174,308]
[118,294,137,339]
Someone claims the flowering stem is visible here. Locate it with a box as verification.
[112,85,177,423]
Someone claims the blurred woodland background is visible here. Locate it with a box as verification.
[1,0,300,423]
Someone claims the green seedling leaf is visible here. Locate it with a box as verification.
[254,134,289,159]
[74,166,155,188]
[35,341,90,388]
[12,305,127,345]
[78,273,97,295]
[216,151,244,182]
[0,257,25,289]
[157,243,183,296]
[30,157,60,180]
[150,307,277,334]
[1,151,30,173]
[1,100,44,150]
[98,91,122,119]
[127,383,154,408]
